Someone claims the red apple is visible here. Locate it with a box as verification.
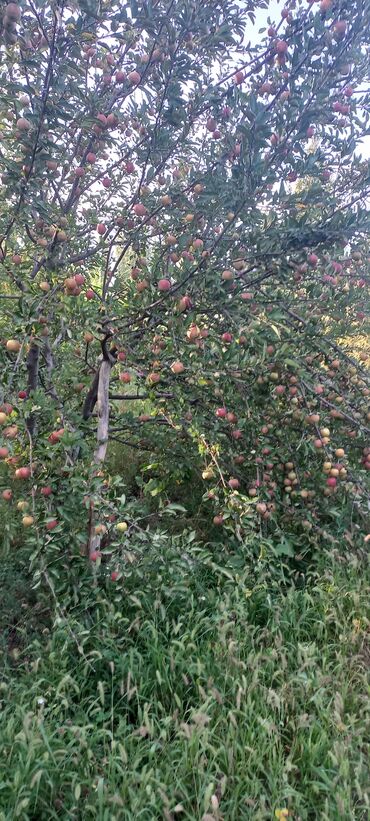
[170,361,185,374]
[259,82,273,95]
[334,20,347,37]
[158,278,171,292]
[276,39,288,54]
[133,203,148,217]
[106,113,117,128]
[15,466,31,479]
[3,425,17,438]
[128,70,141,85]
[48,428,65,444]
[178,296,192,312]
[6,339,21,352]
[206,117,217,132]
[17,117,31,131]
[64,277,77,293]
[147,372,160,384]
[74,273,85,286]
[136,280,148,293]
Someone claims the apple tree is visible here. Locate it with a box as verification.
[0,0,369,587]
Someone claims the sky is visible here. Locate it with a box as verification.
[254,0,282,30]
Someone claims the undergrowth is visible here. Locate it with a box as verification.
[0,539,369,820]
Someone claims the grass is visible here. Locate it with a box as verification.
[0,541,369,820]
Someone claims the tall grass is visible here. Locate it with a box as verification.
[1,541,369,820]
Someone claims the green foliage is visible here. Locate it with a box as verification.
[0,0,369,574]
[1,542,369,819]
[1,2,370,815]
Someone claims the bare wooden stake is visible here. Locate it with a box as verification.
[26,342,40,438]
[88,358,112,560]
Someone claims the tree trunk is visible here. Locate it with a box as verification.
[87,359,112,559]
[26,342,40,437]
